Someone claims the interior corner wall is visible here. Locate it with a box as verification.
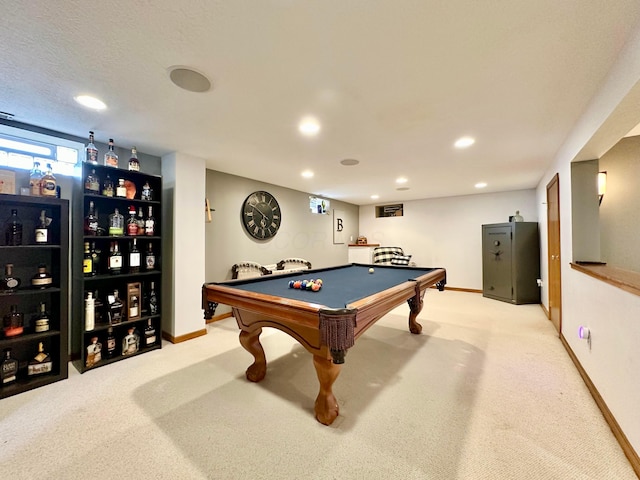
[358,189,537,290]
[570,159,601,262]
[161,152,206,338]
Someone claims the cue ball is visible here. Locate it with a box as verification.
[369,268,374,274]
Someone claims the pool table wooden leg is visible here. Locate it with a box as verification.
[407,283,425,334]
[239,328,267,382]
[313,354,342,425]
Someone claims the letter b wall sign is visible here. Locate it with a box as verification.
[333,209,345,244]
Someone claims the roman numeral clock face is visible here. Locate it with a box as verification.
[241,191,282,240]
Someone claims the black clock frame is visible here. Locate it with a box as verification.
[241,190,282,240]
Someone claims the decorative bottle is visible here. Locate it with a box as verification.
[116,179,127,198]
[108,208,124,236]
[1,264,21,290]
[1,349,19,385]
[126,206,138,236]
[85,291,95,331]
[40,163,57,197]
[28,342,52,376]
[34,209,50,244]
[144,243,156,270]
[145,206,155,236]
[122,326,140,356]
[108,289,125,324]
[148,281,158,315]
[3,305,24,337]
[84,201,99,236]
[85,131,98,164]
[141,181,153,201]
[84,168,100,194]
[129,238,140,273]
[83,242,93,276]
[144,319,156,346]
[29,161,42,196]
[85,337,102,368]
[128,146,140,171]
[104,138,118,167]
[102,174,114,197]
[106,327,116,358]
[4,209,23,246]
[108,241,123,275]
[31,264,53,289]
[34,302,50,333]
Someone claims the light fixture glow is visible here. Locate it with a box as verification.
[74,95,107,110]
[298,117,321,136]
[301,170,314,178]
[396,177,408,184]
[371,195,379,199]
[598,171,607,205]
[475,182,487,189]
[454,136,475,149]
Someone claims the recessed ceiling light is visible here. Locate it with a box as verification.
[396,187,410,191]
[74,95,106,110]
[301,170,314,178]
[454,136,475,149]
[371,194,379,200]
[168,66,211,93]
[475,182,487,188]
[340,158,359,166]
[299,116,321,136]
[396,177,408,184]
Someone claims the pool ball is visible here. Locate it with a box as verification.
[369,268,374,274]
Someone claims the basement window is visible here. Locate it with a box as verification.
[375,204,403,218]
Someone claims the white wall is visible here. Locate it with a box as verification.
[359,190,537,289]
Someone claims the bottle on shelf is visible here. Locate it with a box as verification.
[104,138,118,167]
[85,291,95,331]
[126,206,138,236]
[108,241,123,275]
[31,264,53,289]
[34,209,50,244]
[84,201,99,236]
[27,342,52,377]
[34,302,50,333]
[85,131,99,164]
[90,242,101,276]
[128,146,140,171]
[29,161,43,196]
[108,289,125,324]
[115,178,127,198]
[141,181,153,201]
[136,207,145,235]
[3,305,24,338]
[128,293,139,320]
[122,326,140,356]
[1,348,19,385]
[84,168,100,194]
[4,209,23,246]
[145,206,155,236]
[93,290,105,325]
[108,208,124,236]
[83,242,93,276]
[40,163,57,197]
[144,243,156,270]
[106,326,116,358]
[1,264,21,290]
[85,336,102,368]
[148,282,158,315]
[144,319,156,347]
[102,174,114,197]
[129,238,140,273]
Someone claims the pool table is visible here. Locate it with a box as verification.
[202,263,446,425]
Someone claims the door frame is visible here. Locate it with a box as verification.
[546,173,562,334]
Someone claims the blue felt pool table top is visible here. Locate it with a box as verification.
[217,264,441,309]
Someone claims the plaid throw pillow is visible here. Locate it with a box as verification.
[390,254,412,265]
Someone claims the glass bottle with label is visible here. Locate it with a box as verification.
[85,131,99,164]
[85,336,102,368]
[145,243,156,270]
[129,238,140,273]
[108,289,125,324]
[1,348,19,385]
[84,168,100,193]
[148,281,158,315]
[31,264,53,289]
[34,209,50,244]
[102,174,114,197]
[144,319,156,346]
[84,201,99,236]
[122,326,140,356]
[85,291,95,331]
[141,181,153,201]
[126,206,138,236]
[29,161,43,196]
[28,342,52,376]
[4,209,23,246]
[90,242,100,276]
[145,206,155,236]
[104,138,118,167]
[93,290,104,325]
[1,264,21,290]
[136,207,145,235]
[83,242,93,276]
[116,179,127,198]
[3,305,24,337]
[108,241,123,275]
[128,146,140,171]
[40,163,57,196]
[128,293,139,320]
[34,302,50,333]
[106,326,116,358]
[108,208,124,236]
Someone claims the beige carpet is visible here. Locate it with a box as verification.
[0,291,636,479]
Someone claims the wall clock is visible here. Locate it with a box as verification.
[241,190,282,239]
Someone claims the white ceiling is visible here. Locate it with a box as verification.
[1,1,639,205]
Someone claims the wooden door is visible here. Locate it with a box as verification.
[546,174,562,334]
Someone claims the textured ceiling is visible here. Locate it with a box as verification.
[1,1,639,205]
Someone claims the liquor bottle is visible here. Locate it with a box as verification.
[106,326,116,358]
[28,342,52,376]
[108,208,124,236]
[1,263,21,290]
[1,348,18,385]
[102,174,114,197]
[85,336,102,368]
[144,242,156,270]
[141,181,153,201]
[136,207,145,235]
[93,290,105,324]
[3,305,24,337]
[128,293,139,320]
[85,291,95,331]
[145,205,155,236]
[34,302,50,333]
[83,242,93,276]
[108,241,123,275]
[31,264,53,289]
[40,163,57,196]
[126,206,138,236]
[128,146,140,171]
[148,281,158,315]
[85,131,99,164]
[84,168,100,193]
[122,326,140,355]
[29,161,43,196]
[34,209,50,244]
[90,242,101,276]
[104,138,118,167]
[129,238,140,273]
[144,319,156,346]
[108,289,125,324]
[84,201,99,236]
[115,178,127,198]
[4,209,23,245]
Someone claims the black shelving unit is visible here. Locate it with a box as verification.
[72,163,162,373]
[0,194,69,398]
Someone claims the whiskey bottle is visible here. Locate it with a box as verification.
[102,174,114,197]
[29,161,43,196]
[84,168,100,194]
[128,293,139,320]
[128,146,140,171]
[40,163,57,197]
[83,242,93,276]
[31,264,53,288]
[104,138,118,167]
[84,201,99,236]
[126,206,138,236]
[144,242,156,270]
[108,241,123,275]
[34,209,50,244]
[108,208,124,236]
[85,336,102,368]
[115,178,127,198]
[144,206,155,236]
[4,209,23,246]
[136,207,145,235]
[106,326,116,358]
[90,242,101,276]
[108,289,125,324]
[3,305,24,337]
[1,348,18,385]
[1,263,21,290]
[85,291,95,331]
[34,302,50,333]
[93,290,105,324]
[85,131,99,164]
[129,238,140,273]
[122,326,140,355]
[144,319,156,346]
[28,342,52,376]
[148,281,158,315]
[141,181,153,201]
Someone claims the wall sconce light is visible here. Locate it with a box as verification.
[598,171,607,205]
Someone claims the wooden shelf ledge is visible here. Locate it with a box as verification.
[571,262,640,297]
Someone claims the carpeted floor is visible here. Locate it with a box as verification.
[0,290,636,479]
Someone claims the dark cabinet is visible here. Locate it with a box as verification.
[0,194,69,398]
[482,222,540,304]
